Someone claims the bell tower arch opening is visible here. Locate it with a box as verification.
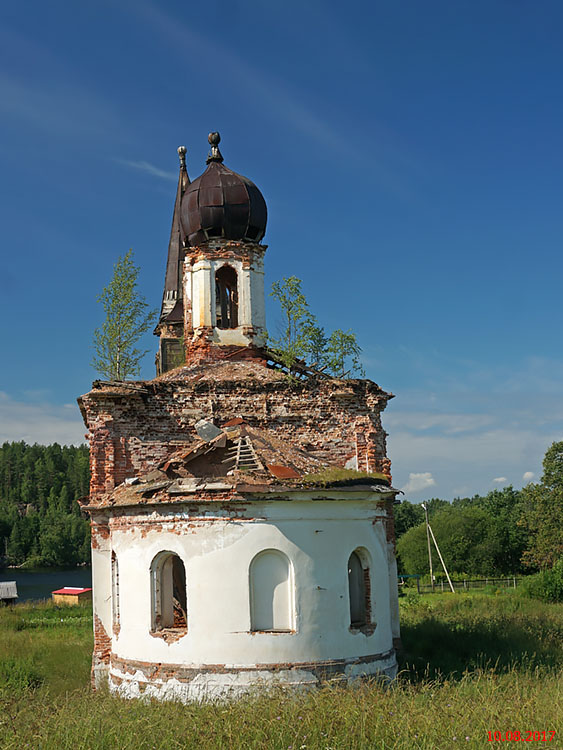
[215,265,238,329]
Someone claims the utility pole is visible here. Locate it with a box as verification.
[422,502,434,592]
[427,522,456,594]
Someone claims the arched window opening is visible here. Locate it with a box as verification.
[249,549,294,632]
[348,549,372,629]
[111,551,120,633]
[215,265,238,329]
[150,552,187,634]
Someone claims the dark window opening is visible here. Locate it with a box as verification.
[348,550,371,628]
[151,552,187,634]
[215,265,238,329]
[161,339,184,373]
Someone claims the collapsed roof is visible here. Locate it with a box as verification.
[81,418,396,511]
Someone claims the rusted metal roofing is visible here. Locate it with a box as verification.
[158,147,190,326]
[163,298,184,323]
[223,417,245,427]
[267,464,301,479]
[181,133,267,246]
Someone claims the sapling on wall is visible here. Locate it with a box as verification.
[269,276,364,378]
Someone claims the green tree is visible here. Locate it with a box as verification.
[92,249,157,381]
[326,328,364,378]
[40,511,81,567]
[520,441,563,569]
[397,504,514,577]
[302,319,328,368]
[58,485,70,514]
[540,441,563,489]
[269,276,315,369]
[424,497,451,516]
[480,486,528,574]
[269,276,364,377]
[0,442,90,567]
[7,514,39,566]
[394,500,425,539]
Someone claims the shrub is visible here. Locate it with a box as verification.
[520,559,563,603]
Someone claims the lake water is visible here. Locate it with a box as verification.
[0,568,92,602]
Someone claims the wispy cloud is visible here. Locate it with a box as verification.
[130,2,343,147]
[522,471,535,482]
[0,392,85,445]
[125,0,419,197]
[493,476,507,484]
[0,70,122,142]
[385,411,494,436]
[116,158,177,181]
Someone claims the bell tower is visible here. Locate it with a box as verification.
[156,133,268,373]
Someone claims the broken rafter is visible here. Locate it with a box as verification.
[264,351,331,381]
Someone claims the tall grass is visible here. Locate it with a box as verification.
[0,593,561,750]
[0,600,92,698]
[399,590,563,679]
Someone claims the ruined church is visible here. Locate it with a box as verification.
[78,133,401,701]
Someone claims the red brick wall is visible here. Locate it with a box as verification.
[80,367,393,502]
[92,614,111,688]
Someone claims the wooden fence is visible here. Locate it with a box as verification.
[399,576,520,594]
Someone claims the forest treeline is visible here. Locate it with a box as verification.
[0,442,90,567]
[0,440,562,576]
[396,441,563,578]
[396,489,528,576]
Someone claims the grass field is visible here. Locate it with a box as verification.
[0,591,561,749]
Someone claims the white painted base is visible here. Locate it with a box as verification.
[107,652,398,703]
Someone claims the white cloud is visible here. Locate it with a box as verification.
[0,392,85,445]
[401,472,436,494]
[493,477,508,483]
[116,158,177,182]
[522,471,535,481]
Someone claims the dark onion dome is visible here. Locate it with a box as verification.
[181,132,267,245]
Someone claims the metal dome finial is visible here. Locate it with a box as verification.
[177,145,187,169]
[206,132,223,164]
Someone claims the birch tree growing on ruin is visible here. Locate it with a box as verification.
[269,276,314,368]
[92,249,157,381]
[269,275,364,377]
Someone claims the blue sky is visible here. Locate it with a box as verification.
[1,0,563,501]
